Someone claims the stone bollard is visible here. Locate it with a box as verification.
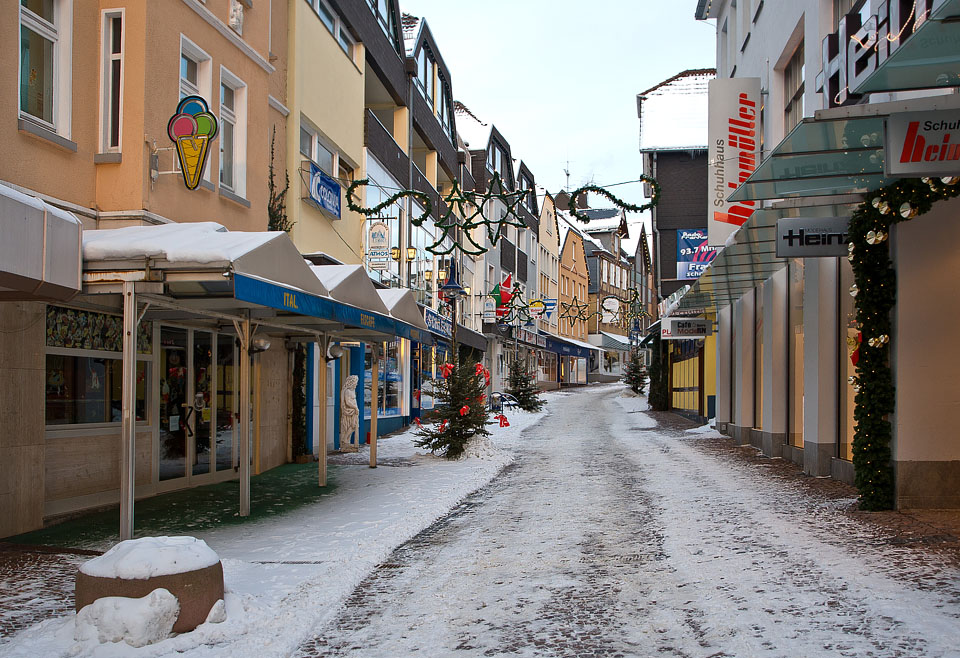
[75,536,224,634]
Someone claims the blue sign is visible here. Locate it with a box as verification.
[423,307,453,338]
[308,162,341,219]
[677,229,719,280]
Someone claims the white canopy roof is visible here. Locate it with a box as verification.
[377,288,430,331]
[309,264,389,315]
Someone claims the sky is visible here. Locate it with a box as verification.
[399,0,717,244]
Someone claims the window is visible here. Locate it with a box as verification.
[300,120,344,176]
[833,0,863,26]
[100,10,123,152]
[783,42,804,133]
[518,174,535,213]
[487,143,505,175]
[310,0,355,61]
[366,0,400,54]
[179,37,211,101]
[20,0,71,131]
[415,47,436,107]
[219,68,246,196]
[365,340,404,418]
[45,306,152,427]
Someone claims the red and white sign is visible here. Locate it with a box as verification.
[886,111,960,177]
[707,78,762,247]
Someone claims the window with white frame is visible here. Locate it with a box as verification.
[20,0,72,133]
[179,38,210,101]
[300,119,353,186]
[309,0,356,61]
[219,68,246,196]
[100,9,123,152]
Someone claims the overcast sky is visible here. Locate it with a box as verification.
[400,0,716,240]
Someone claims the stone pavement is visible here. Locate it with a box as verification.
[648,411,960,568]
[0,543,100,639]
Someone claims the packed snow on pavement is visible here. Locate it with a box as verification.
[0,388,558,657]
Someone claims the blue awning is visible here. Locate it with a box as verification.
[545,335,595,359]
[234,273,432,345]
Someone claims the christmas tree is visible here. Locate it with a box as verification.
[415,352,491,459]
[506,356,544,412]
[647,334,670,411]
[623,350,647,395]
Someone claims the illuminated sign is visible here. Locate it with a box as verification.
[167,96,218,190]
[707,78,761,246]
[816,0,949,106]
[886,111,960,176]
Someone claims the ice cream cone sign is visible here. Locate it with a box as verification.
[167,96,219,190]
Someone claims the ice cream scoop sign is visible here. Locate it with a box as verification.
[167,96,219,190]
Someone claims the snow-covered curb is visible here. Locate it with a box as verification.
[2,394,555,658]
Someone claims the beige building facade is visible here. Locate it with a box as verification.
[1,0,292,538]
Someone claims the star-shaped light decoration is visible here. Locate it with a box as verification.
[558,296,595,326]
[497,283,535,326]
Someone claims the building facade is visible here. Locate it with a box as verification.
[687,0,960,507]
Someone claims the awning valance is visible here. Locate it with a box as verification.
[0,182,82,302]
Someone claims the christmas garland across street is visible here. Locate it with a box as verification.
[847,176,959,510]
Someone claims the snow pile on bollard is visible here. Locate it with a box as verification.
[78,535,220,579]
[74,536,225,647]
[74,588,179,648]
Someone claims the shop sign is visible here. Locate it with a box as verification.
[423,306,452,338]
[482,298,497,322]
[885,111,960,177]
[661,317,712,340]
[817,0,947,107]
[677,229,720,279]
[776,217,850,258]
[708,77,761,246]
[308,162,341,219]
[367,220,391,270]
[167,96,219,191]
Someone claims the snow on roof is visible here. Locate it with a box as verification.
[638,69,714,152]
[581,209,625,234]
[83,222,279,264]
[454,101,491,151]
[401,13,421,56]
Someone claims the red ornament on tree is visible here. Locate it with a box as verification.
[459,405,470,416]
[440,363,454,379]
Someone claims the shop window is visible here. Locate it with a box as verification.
[364,339,404,418]
[839,259,857,461]
[46,356,147,425]
[99,10,123,152]
[45,306,152,427]
[788,260,804,447]
[754,286,763,430]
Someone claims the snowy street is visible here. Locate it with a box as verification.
[4,384,960,657]
[297,385,960,658]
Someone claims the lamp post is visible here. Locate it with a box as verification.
[440,268,466,353]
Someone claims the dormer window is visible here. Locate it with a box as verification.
[487,143,505,176]
[415,47,435,107]
[518,173,535,213]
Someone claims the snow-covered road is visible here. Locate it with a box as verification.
[296,385,960,658]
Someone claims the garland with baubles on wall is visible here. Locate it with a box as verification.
[847,176,960,510]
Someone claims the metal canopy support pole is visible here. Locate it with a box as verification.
[239,310,251,516]
[119,281,137,541]
[317,336,328,487]
[369,343,379,468]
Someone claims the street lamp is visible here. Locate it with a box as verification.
[440,268,465,347]
[407,246,417,261]
[390,246,401,261]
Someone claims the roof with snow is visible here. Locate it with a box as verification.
[401,13,421,55]
[637,69,715,152]
[454,101,491,151]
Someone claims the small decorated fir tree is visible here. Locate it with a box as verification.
[506,357,543,412]
[623,350,647,396]
[415,353,490,459]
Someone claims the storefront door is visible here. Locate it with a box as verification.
[159,326,237,485]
